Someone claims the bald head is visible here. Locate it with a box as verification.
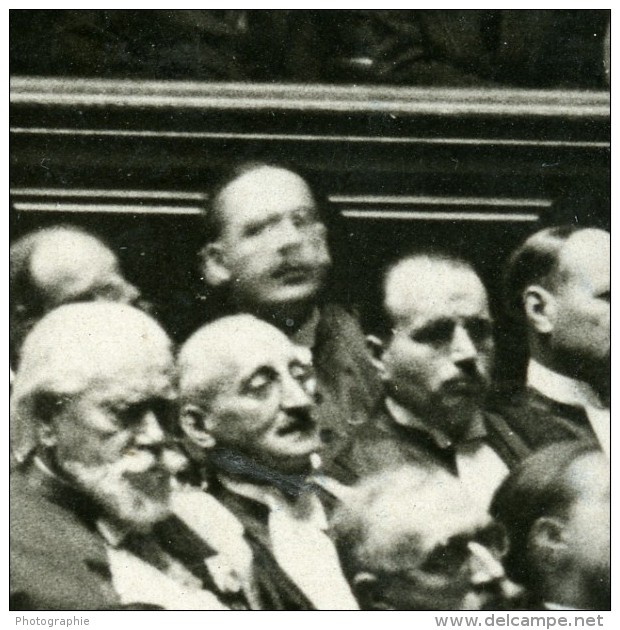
[11,302,175,462]
[332,466,509,610]
[10,226,142,365]
[384,255,488,330]
[178,314,319,474]
[507,226,610,386]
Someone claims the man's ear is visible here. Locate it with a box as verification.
[200,242,231,288]
[529,516,567,564]
[366,335,387,380]
[179,404,216,449]
[33,392,65,448]
[37,421,58,448]
[352,572,391,610]
[523,285,557,334]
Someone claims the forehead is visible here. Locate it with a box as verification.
[79,354,175,402]
[386,260,489,325]
[211,322,308,383]
[409,485,492,555]
[559,230,610,289]
[217,167,316,228]
[565,452,610,503]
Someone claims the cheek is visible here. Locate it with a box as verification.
[386,343,438,384]
[217,399,280,440]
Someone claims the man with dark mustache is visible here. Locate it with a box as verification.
[331,251,528,510]
[10,303,241,610]
[198,160,381,462]
[177,314,359,610]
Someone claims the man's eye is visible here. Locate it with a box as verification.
[292,207,320,228]
[465,319,493,344]
[420,541,470,575]
[474,524,508,558]
[598,291,610,303]
[243,220,271,238]
[290,364,316,393]
[244,374,276,398]
[412,321,454,346]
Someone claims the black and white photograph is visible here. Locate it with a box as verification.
[9,8,611,616]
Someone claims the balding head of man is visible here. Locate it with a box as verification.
[369,252,494,442]
[178,314,321,476]
[10,226,143,367]
[332,466,513,610]
[505,226,610,394]
[491,441,610,610]
[11,302,183,531]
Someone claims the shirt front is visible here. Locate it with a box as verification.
[386,397,509,510]
[100,519,228,610]
[527,359,609,456]
[220,476,359,610]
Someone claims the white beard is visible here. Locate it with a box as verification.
[62,450,175,532]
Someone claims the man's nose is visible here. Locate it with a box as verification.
[134,411,166,447]
[276,218,304,251]
[281,375,314,410]
[467,541,506,586]
[450,325,478,364]
[119,280,142,306]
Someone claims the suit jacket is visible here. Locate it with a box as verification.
[488,385,597,452]
[10,461,243,610]
[327,401,530,485]
[208,478,315,611]
[311,303,383,462]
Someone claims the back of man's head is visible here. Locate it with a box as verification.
[504,225,581,321]
[504,226,610,387]
[490,440,608,608]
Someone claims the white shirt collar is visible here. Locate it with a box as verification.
[219,475,328,530]
[527,359,606,409]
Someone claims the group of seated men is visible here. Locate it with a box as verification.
[10,160,610,611]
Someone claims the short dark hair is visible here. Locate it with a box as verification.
[201,159,331,244]
[490,440,600,590]
[503,225,581,320]
[369,248,477,338]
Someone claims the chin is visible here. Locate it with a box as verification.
[63,458,172,531]
[268,283,322,307]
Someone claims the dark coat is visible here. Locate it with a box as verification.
[311,303,383,460]
[327,401,530,485]
[10,462,243,610]
[488,385,598,452]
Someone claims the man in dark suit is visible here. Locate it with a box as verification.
[10,303,240,610]
[491,441,610,610]
[331,251,528,510]
[198,160,382,461]
[495,226,610,455]
[177,314,359,610]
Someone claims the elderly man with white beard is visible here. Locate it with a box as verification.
[9,303,244,610]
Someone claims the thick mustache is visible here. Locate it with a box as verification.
[271,261,317,277]
[278,409,316,435]
[443,374,485,393]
